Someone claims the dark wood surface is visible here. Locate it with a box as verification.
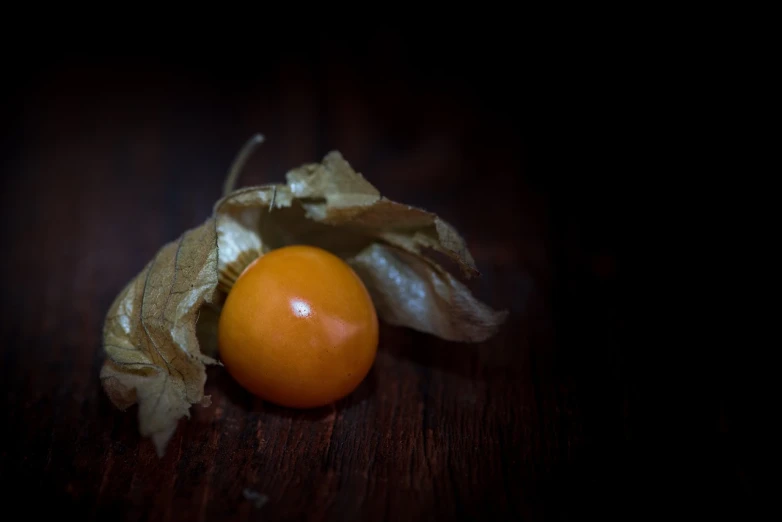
[0,40,745,520]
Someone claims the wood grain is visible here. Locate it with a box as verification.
[0,45,641,521]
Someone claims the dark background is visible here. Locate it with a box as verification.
[0,29,749,520]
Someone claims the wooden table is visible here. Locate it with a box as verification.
[1,43,731,521]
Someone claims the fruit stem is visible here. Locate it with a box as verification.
[223,134,265,196]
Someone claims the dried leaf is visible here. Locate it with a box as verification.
[213,151,505,340]
[101,219,219,456]
[286,152,479,278]
[101,143,507,455]
[348,243,507,342]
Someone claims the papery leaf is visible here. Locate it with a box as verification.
[213,185,294,292]
[101,219,219,456]
[348,243,507,342]
[215,151,506,341]
[285,152,479,278]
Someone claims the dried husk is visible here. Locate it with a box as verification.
[101,145,507,455]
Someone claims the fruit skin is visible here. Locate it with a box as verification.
[217,245,379,408]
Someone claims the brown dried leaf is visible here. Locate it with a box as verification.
[216,151,506,341]
[287,153,480,278]
[101,145,507,455]
[348,243,507,342]
[101,219,219,456]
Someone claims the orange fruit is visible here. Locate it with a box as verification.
[217,245,379,408]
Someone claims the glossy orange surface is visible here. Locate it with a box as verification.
[217,245,379,408]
